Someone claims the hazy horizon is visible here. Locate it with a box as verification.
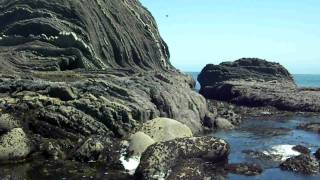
[140,0,320,74]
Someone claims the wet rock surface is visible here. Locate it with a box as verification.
[292,145,311,155]
[135,136,230,179]
[280,154,319,175]
[198,58,320,112]
[225,163,263,176]
[298,123,320,133]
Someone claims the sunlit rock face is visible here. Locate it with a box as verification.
[0,0,209,164]
[0,0,171,73]
[198,58,320,112]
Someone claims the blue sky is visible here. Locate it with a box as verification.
[140,0,320,74]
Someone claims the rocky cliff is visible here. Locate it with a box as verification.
[198,58,320,112]
[0,0,209,164]
[0,0,171,72]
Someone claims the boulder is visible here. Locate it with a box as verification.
[140,118,193,142]
[0,114,21,132]
[280,154,319,175]
[215,118,235,130]
[198,58,320,112]
[292,145,311,155]
[129,132,155,156]
[0,128,32,161]
[73,136,114,162]
[135,136,230,179]
[47,86,76,101]
[40,141,65,160]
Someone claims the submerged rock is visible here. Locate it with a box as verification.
[280,154,319,175]
[135,136,230,179]
[0,128,32,162]
[298,123,320,134]
[225,163,263,176]
[292,145,311,155]
[198,58,320,112]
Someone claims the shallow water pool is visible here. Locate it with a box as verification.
[213,115,320,180]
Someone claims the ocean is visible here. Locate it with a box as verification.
[187,72,320,90]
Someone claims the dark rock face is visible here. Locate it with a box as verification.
[315,149,320,160]
[292,145,311,155]
[0,0,209,163]
[0,0,170,72]
[280,154,319,175]
[135,136,230,180]
[198,58,320,112]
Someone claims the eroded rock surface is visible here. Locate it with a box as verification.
[0,128,32,161]
[135,136,230,180]
[0,0,210,163]
[280,154,319,175]
[198,58,320,112]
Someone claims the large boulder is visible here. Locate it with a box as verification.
[0,128,32,161]
[128,132,155,156]
[198,58,320,112]
[280,154,319,175]
[135,136,230,179]
[128,118,193,156]
[140,117,193,142]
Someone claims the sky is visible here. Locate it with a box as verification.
[140,0,320,74]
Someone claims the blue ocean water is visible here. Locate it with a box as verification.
[187,72,320,90]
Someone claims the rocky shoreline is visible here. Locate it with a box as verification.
[0,0,319,179]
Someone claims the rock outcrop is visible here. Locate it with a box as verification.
[135,136,230,180]
[280,154,319,175]
[0,0,210,163]
[198,58,320,112]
